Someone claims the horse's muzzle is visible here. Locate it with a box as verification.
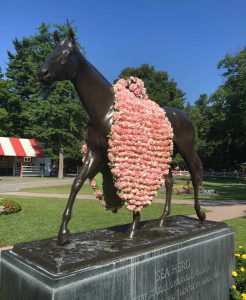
[38,68,53,85]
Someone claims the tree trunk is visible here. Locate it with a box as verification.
[58,146,64,179]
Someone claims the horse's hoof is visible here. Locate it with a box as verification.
[158,213,169,227]
[127,228,136,239]
[159,219,165,227]
[57,229,70,246]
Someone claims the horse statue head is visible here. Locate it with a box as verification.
[38,28,78,85]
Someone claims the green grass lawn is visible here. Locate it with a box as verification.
[20,184,94,195]
[225,217,246,248]
[0,195,194,247]
[21,176,246,201]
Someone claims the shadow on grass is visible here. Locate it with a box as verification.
[199,200,246,207]
[158,177,246,202]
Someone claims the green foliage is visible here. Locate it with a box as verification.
[207,47,246,169]
[0,199,22,215]
[0,67,16,135]
[3,21,87,161]
[21,80,87,160]
[171,153,186,169]
[117,64,185,108]
[230,246,246,299]
[185,46,246,170]
[230,289,243,300]
[214,49,246,167]
[186,94,215,168]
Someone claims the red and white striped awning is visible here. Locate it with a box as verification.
[0,137,45,157]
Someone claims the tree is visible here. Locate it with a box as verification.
[117,64,185,108]
[186,94,215,168]
[186,47,246,170]
[0,67,19,136]
[5,22,87,178]
[0,68,10,136]
[208,47,246,169]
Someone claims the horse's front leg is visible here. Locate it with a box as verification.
[57,149,102,245]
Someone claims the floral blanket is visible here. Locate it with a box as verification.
[85,77,173,213]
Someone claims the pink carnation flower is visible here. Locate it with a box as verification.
[90,179,97,187]
[95,189,103,198]
[107,77,173,212]
[88,77,173,213]
[81,144,88,154]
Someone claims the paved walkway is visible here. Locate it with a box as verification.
[0,176,74,193]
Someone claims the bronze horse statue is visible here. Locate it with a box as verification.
[38,29,206,245]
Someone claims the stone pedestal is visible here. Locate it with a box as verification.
[0,216,234,300]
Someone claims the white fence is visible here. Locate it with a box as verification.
[172,170,246,179]
[20,166,44,177]
[16,166,246,179]
[204,171,246,179]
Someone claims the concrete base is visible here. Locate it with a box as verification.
[0,216,234,300]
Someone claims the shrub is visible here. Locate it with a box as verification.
[0,198,22,215]
[231,246,246,299]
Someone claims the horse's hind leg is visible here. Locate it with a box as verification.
[57,149,102,245]
[181,148,206,221]
[159,170,174,227]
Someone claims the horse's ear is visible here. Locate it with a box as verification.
[54,31,60,44]
[68,27,76,44]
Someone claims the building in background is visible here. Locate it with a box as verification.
[0,137,50,177]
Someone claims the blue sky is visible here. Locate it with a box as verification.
[1,0,246,103]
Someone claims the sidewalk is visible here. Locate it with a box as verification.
[0,176,74,193]
[154,198,246,221]
[1,191,246,222]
